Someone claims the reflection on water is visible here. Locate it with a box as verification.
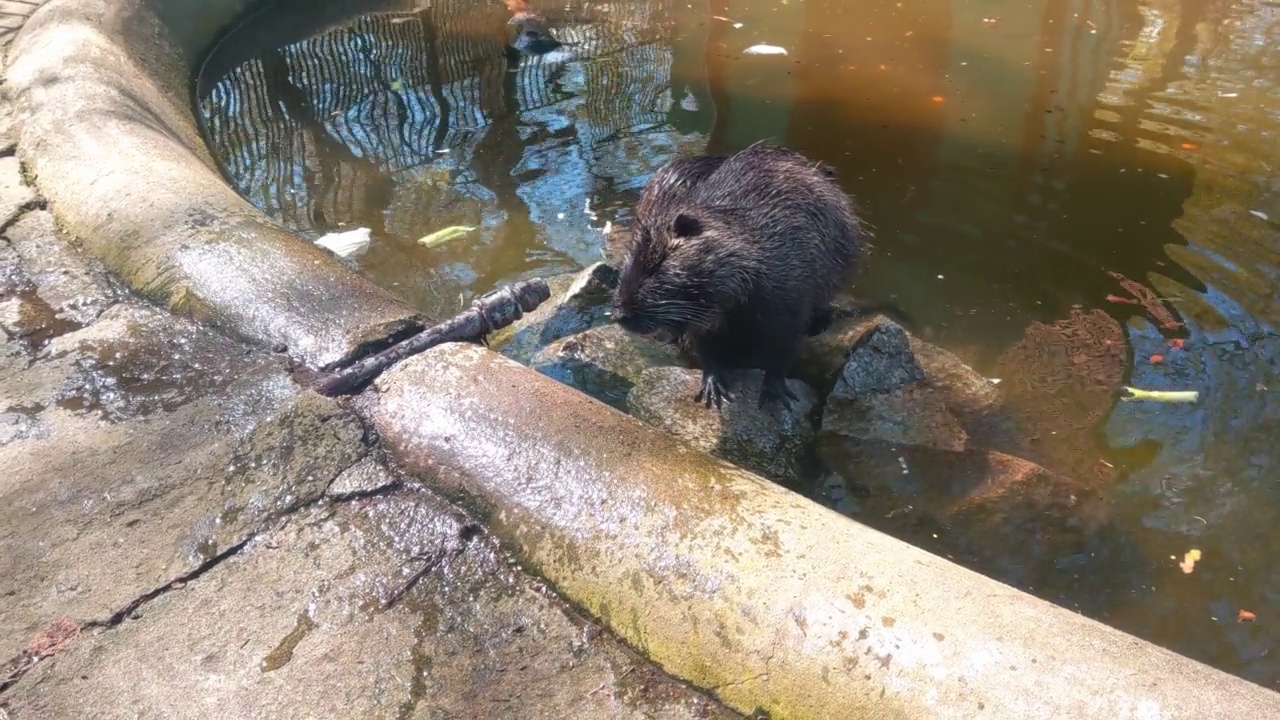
[198,0,1280,689]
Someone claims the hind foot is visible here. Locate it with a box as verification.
[694,367,734,409]
[758,373,799,414]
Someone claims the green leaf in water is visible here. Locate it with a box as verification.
[417,225,477,247]
[390,79,405,92]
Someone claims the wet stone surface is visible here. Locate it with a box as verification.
[0,155,36,228]
[490,262,620,364]
[531,323,685,411]
[0,167,735,716]
[628,366,819,484]
[3,493,736,720]
[5,210,121,325]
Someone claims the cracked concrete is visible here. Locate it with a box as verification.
[4,494,735,719]
[0,145,736,717]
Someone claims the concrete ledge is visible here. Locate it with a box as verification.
[4,0,424,368]
[4,0,1280,717]
[374,344,1280,718]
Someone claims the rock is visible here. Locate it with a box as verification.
[628,366,818,483]
[796,313,881,392]
[833,319,927,394]
[489,262,619,363]
[530,324,685,411]
[800,314,1001,417]
[0,155,36,228]
[824,383,969,452]
[6,210,120,325]
[817,435,1127,600]
[817,319,1005,452]
[326,457,399,499]
[2,497,736,720]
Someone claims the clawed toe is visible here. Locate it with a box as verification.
[694,371,733,409]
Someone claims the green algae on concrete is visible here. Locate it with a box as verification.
[372,343,1280,719]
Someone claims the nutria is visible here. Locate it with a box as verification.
[611,142,867,412]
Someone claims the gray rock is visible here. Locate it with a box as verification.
[800,314,1001,418]
[490,262,619,363]
[835,320,927,395]
[0,155,36,228]
[824,384,969,452]
[796,313,882,393]
[628,366,818,483]
[326,457,399,499]
[7,210,120,325]
[531,324,684,411]
[819,319,1001,452]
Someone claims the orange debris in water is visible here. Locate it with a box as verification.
[1150,354,1164,364]
[1181,142,1198,150]
[1170,338,1186,350]
[931,96,945,103]
[1238,609,1257,623]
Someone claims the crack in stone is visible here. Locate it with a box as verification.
[0,534,254,697]
[0,196,46,235]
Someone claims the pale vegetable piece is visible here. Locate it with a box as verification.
[314,227,372,259]
[743,43,787,56]
[1119,386,1199,403]
[417,225,477,247]
[1178,548,1201,574]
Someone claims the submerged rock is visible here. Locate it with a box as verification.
[531,324,684,411]
[628,366,818,483]
[489,262,619,363]
[817,435,1125,600]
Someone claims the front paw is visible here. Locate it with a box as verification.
[694,369,734,409]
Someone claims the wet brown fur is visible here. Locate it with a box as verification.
[612,142,867,411]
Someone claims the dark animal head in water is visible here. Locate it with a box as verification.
[611,205,751,343]
[507,14,563,56]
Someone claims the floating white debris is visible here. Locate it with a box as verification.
[743,43,788,56]
[1250,210,1270,221]
[1218,92,1239,98]
[417,225,477,247]
[601,220,613,236]
[988,378,1002,385]
[314,227,371,259]
[712,15,745,28]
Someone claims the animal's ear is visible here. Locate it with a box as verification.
[671,213,703,238]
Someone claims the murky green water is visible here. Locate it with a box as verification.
[197,0,1280,690]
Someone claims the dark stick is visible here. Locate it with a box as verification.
[309,278,551,396]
